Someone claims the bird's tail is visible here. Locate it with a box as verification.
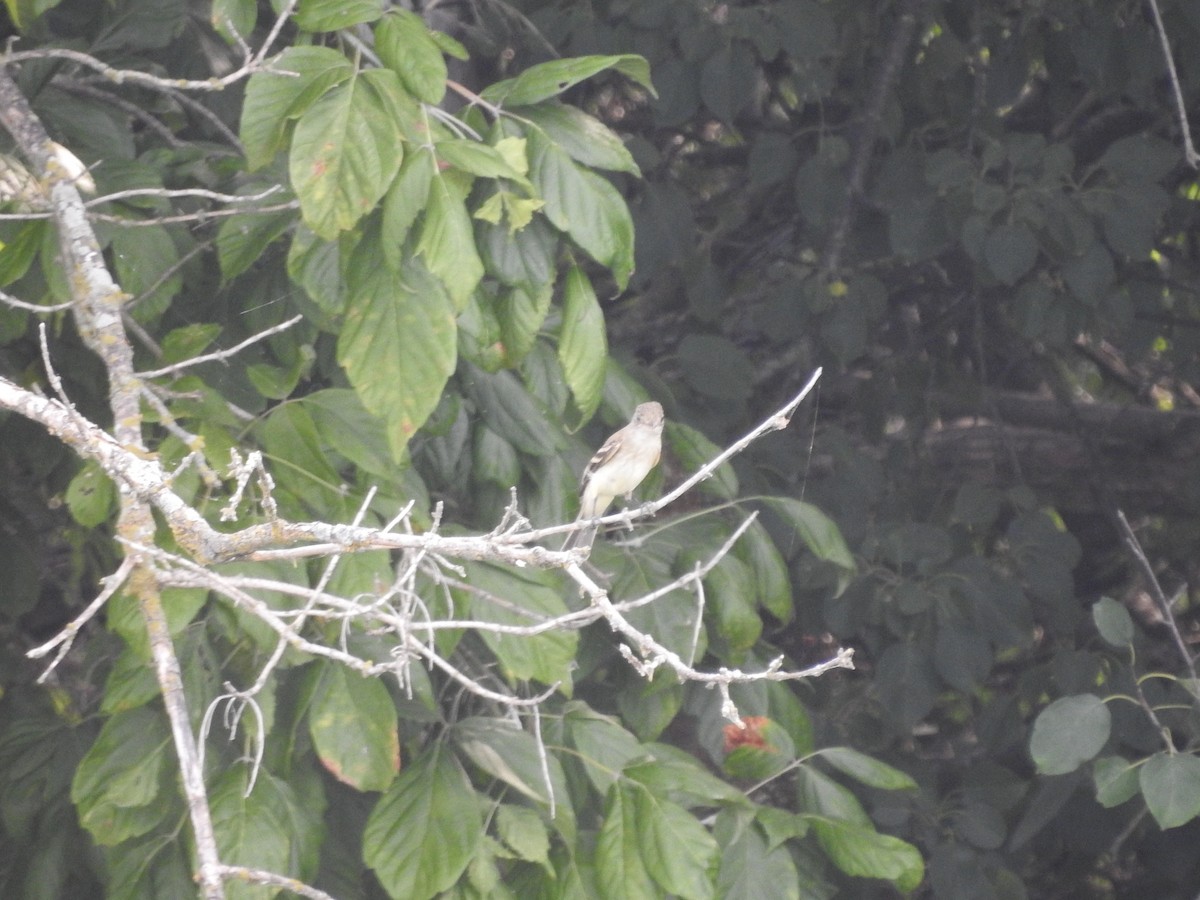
[561,520,597,552]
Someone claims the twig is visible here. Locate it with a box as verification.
[1145,0,1199,168]
[217,866,336,900]
[1115,510,1197,681]
[140,314,303,379]
[26,556,135,678]
[0,288,75,314]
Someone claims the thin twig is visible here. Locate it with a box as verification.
[1145,0,1199,168]
[140,314,303,379]
[1115,510,1197,680]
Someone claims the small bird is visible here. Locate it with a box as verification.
[564,401,664,550]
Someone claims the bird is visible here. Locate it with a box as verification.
[564,401,664,551]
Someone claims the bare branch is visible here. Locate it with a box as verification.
[26,556,135,678]
[140,314,304,379]
[1145,0,1200,168]
[217,866,337,900]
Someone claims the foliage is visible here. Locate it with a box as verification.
[3,0,1200,897]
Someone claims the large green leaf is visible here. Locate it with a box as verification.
[216,201,293,281]
[381,152,434,271]
[338,247,457,458]
[364,744,482,899]
[416,167,484,309]
[735,520,792,622]
[764,498,856,573]
[810,819,924,892]
[1140,752,1200,830]
[527,129,635,288]
[519,104,640,175]
[815,747,917,791]
[715,812,800,900]
[666,421,739,500]
[451,716,577,843]
[461,562,577,689]
[240,46,354,170]
[483,54,656,107]
[70,707,171,846]
[295,0,382,32]
[308,662,400,792]
[559,265,607,422]
[376,8,447,104]
[210,769,317,900]
[598,782,717,900]
[291,69,411,239]
[1030,694,1111,775]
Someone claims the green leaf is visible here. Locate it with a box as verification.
[665,421,738,500]
[1092,596,1134,648]
[381,152,434,270]
[210,769,316,900]
[71,707,171,845]
[984,222,1039,285]
[110,223,181,315]
[598,782,717,900]
[295,0,382,32]
[463,562,577,689]
[704,554,762,652]
[559,265,607,422]
[625,747,747,809]
[527,130,635,288]
[1030,694,1111,775]
[816,747,917,791]
[1093,755,1139,808]
[478,215,557,289]
[216,202,293,281]
[338,248,456,458]
[376,8,447,104]
[496,283,553,365]
[308,662,400,792]
[473,423,521,487]
[461,365,561,456]
[494,804,550,865]
[364,744,483,898]
[796,763,870,825]
[160,323,221,364]
[1140,752,1200,830]
[240,46,354,171]
[564,703,646,795]
[716,813,800,900]
[933,624,992,692]
[287,225,343,312]
[451,717,576,843]
[810,820,924,892]
[484,54,656,107]
[417,168,485,309]
[0,220,44,285]
[736,520,792,622]
[518,105,640,175]
[290,69,410,239]
[435,138,532,187]
[764,498,855,573]
[65,460,115,527]
[210,0,256,44]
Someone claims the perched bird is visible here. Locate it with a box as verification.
[564,401,664,550]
